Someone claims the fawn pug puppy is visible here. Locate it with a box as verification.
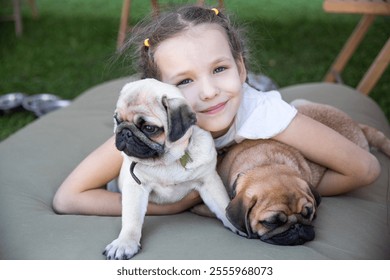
[217,100,390,245]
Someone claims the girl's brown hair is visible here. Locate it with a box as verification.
[119,5,248,79]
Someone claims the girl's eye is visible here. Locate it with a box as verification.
[176,79,192,86]
[214,66,226,74]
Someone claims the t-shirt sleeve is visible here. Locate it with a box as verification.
[235,90,297,141]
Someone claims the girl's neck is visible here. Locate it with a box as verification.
[211,118,235,139]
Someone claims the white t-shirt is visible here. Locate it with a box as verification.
[214,83,297,149]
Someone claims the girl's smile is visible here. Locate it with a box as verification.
[154,23,247,138]
[200,101,228,115]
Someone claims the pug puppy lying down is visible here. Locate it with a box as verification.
[103,79,241,260]
[220,100,390,245]
[194,100,390,245]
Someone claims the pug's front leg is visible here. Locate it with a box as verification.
[103,182,149,260]
[198,173,247,237]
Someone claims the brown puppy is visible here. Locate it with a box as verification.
[217,100,390,245]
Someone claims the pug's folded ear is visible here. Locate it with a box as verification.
[308,184,321,207]
[162,96,197,142]
[226,193,257,239]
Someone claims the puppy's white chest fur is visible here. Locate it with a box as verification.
[124,158,210,204]
[118,126,217,204]
[146,171,204,204]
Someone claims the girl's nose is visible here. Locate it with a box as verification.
[199,77,220,100]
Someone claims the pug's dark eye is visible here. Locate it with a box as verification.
[141,124,162,136]
[142,125,157,133]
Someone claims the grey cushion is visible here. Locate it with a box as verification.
[0,76,389,259]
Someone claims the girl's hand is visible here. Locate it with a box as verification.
[53,136,123,216]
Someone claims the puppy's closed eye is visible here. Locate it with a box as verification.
[301,206,313,219]
[261,213,287,229]
[260,221,278,230]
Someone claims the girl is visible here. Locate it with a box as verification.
[52,5,380,216]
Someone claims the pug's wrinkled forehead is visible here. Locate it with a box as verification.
[115,78,183,124]
[119,79,183,104]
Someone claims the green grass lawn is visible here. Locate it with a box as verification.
[1,0,389,140]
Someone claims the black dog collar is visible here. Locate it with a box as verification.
[130,161,141,185]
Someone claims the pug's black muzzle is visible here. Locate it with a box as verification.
[115,122,164,159]
[260,224,315,246]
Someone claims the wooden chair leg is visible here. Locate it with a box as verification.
[117,0,131,49]
[324,14,376,83]
[197,0,224,8]
[27,0,39,18]
[357,38,390,95]
[151,0,159,16]
[12,0,22,36]
[117,0,161,50]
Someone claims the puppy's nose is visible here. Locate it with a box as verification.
[116,127,133,151]
[291,223,315,242]
[120,128,132,140]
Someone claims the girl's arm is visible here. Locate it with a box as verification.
[52,136,202,216]
[273,113,381,196]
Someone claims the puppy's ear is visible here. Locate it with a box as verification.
[228,173,243,199]
[162,96,197,142]
[226,193,257,238]
[113,111,120,132]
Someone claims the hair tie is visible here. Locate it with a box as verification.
[144,38,150,48]
[211,8,219,15]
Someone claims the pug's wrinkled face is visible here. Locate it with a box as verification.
[113,79,196,160]
[226,166,321,245]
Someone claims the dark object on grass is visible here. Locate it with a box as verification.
[22,94,71,117]
[0,93,26,115]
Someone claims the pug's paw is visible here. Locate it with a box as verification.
[223,220,247,237]
[103,238,141,260]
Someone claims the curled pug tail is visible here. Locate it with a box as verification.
[359,124,390,157]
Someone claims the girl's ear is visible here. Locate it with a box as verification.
[236,55,247,84]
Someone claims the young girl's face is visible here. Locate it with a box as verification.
[154,23,247,138]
